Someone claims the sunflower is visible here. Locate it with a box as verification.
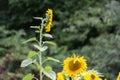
[63,54,87,77]
[56,72,65,80]
[82,70,102,80]
[116,72,120,80]
[45,9,53,32]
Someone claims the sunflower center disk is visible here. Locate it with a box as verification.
[91,74,95,79]
[69,60,81,71]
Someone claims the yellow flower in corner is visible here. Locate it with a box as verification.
[116,72,120,80]
[63,54,87,77]
[45,9,53,32]
[56,72,65,80]
[82,70,102,80]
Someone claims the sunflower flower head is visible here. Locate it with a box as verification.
[116,72,120,80]
[63,54,87,77]
[82,70,102,80]
[45,9,53,32]
[56,72,65,80]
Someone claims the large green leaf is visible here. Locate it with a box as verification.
[43,69,56,80]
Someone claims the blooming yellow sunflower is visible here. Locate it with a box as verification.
[63,54,87,77]
[45,9,53,32]
[82,70,102,80]
[116,72,120,80]
[56,72,65,80]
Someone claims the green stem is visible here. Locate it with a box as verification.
[34,77,39,80]
[42,59,48,64]
[39,19,44,80]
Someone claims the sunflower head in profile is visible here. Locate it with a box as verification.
[45,9,53,32]
[82,70,102,80]
[63,54,87,77]
[56,72,65,80]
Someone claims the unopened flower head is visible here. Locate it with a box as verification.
[45,9,53,32]
[63,54,87,77]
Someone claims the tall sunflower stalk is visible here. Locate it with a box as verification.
[20,9,120,80]
[21,9,59,80]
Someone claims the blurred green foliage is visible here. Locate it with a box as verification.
[0,0,120,80]
[0,27,29,54]
[80,34,120,79]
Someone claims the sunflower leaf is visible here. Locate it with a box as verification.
[23,37,36,44]
[30,26,39,29]
[34,45,48,52]
[43,33,53,38]
[33,17,43,20]
[21,58,36,67]
[44,41,56,46]
[47,57,61,63]
[43,69,56,80]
